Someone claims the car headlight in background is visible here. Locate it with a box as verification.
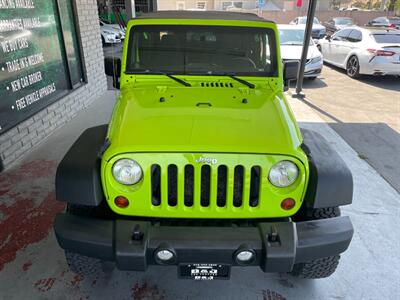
[309,56,322,64]
[112,159,142,185]
[268,161,299,187]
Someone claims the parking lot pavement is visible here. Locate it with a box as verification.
[294,64,400,193]
[1,88,399,300]
[103,43,123,59]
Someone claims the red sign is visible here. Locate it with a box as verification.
[296,0,302,7]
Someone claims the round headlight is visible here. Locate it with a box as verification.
[268,161,299,187]
[112,159,142,185]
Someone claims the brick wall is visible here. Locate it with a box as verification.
[259,10,396,25]
[0,0,107,170]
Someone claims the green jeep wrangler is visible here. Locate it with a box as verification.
[54,11,353,280]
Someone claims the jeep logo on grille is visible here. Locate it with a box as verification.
[196,157,218,165]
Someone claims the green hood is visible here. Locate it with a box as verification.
[105,81,303,160]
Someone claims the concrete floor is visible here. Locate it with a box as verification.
[1,78,400,298]
[299,65,400,192]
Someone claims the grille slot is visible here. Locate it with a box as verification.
[168,164,178,206]
[233,166,244,207]
[249,166,261,207]
[217,165,228,207]
[184,165,194,207]
[151,164,161,206]
[200,165,211,207]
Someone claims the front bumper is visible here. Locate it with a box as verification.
[54,214,353,273]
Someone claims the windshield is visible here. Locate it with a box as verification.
[126,25,278,77]
[298,17,320,24]
[336,18,354,25]
[372,34,400,43]
[279,29,313,45]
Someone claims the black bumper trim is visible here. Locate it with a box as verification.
[54,214,353,272]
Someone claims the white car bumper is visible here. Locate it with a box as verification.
[360,56,400,76]
[103,34,122,44]
[304,60,323,78]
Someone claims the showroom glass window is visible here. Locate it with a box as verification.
[0,0,85,132]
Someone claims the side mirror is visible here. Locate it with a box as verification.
[283,60,299,91]
[326,35,331,41]
[104,57,121,89]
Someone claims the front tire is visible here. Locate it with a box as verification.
[65,251,105,277]
[64,204,114,276]
[289,207,341,279]
[290,255,341,279]
[346,55,360,78]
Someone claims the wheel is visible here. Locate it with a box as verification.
[65,251,106,277]
[310,206,340,219]
[346,55,360,78]
[289,207,341,279]
[101,35,106,46]
[64,204,115,276]
[290,255,341,279]
[308,76,317,81]
[66,203,113,219]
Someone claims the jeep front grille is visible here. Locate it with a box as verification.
[151,164,261,209]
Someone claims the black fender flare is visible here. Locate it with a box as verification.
[301,129,353,208]
[56,125,108,206]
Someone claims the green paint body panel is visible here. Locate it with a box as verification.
[101,16,309,218]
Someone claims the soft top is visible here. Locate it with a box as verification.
[136,10,273,23]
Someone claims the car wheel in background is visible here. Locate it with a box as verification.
[346,55,360,78]
[101,35,106,46]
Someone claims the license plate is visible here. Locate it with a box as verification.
[179,264,230,280]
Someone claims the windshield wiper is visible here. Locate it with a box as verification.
[126,70,191,87]
[224,74,255,89]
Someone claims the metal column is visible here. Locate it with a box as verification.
[294,0,318,98]
[125,0,136,19]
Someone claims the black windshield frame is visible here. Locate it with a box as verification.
[126,25,278,77]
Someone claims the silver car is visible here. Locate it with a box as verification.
[289,16,327,39]
[319,26,400,78]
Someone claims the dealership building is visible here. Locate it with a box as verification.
[0,0,159,171]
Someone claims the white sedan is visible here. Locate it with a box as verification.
[278,25,323,80]
[100,19,125,44]
[318,26,400,78]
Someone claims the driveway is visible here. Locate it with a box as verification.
[292,64,400,192]
[1,88,399,300]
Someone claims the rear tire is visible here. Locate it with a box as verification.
[289,206,341,279]
[346,55,360,78]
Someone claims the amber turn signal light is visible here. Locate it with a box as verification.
[115,196,129,208]
[281,198,295,210]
